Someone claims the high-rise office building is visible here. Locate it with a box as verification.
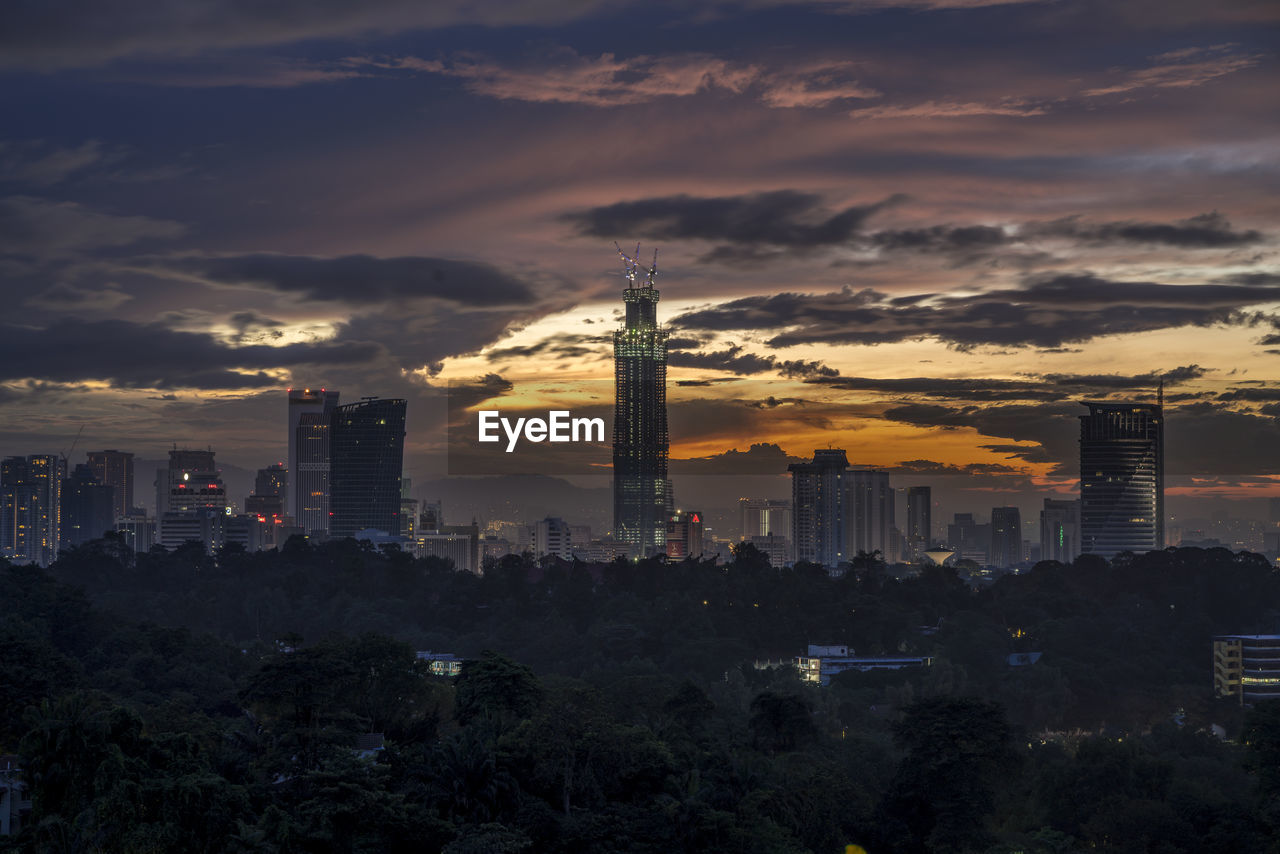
[905,486,932,561]
[156,448,224,516]
[1040,498,1081,564]
[848,469,895,561]
[790,449,849,568]
[86,449,134,521]
[612,246,670,557]
[1,454,65,566]
[1079,398,1164,559]
[329,397,407,539]
[288,388,340,533]
[990,506,1022,568]
[61,464,115,547]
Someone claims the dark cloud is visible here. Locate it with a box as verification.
[567,189,1267,267]
[0,195,185,255]
[674,378,742,387]
[670,442,805,475]
[563,190,903,253]
[445,374,514,418]
[882,397,1280,477]
[0,2,611,71]
[0,318,380,390]
[870,224,1010,253]
[1025,212,1263,248]
[668,346,778,375]
[746,396,808,409]
[169,253,539,306]
[483,334,603,362]
[672,276,1280,350]
[1217,386,1280,402]
[668,344,840,378]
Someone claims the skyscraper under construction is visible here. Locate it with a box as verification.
[612,244,670,556]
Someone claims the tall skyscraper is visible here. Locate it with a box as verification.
[288,388,340,533]
[61,464,115,547]
[905,486,932,560]
[990,506,1022,568]
[848,468,895,561]
[329,397,407,539]
[1040,498,1081,564]
[86,449,134,521]
[790,449,849,568]
[1079,397,1164,559]
[612,245,670,556]
[1,454,64,565]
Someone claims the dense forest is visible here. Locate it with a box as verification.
[2,539,1279,852]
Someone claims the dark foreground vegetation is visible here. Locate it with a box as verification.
[2,539,1279,852]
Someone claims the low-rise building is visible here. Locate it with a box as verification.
[0,755,30,837]
[795,643,933,686]
[417,651,463,677]
[1214,634,1280,705]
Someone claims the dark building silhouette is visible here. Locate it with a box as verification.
[86,449,133,521]
[947,512,991,565]
[612,246,670,556]
[288,388,340,534]
[61,464,115,547]
[848,468,895,562]
[246,462,286,520]
[1040,498,1081,563]
[990,505,1022,568]
[790,449,849,568]
[329,398,407,539]
[906,485,932,560]
[1079,398,1164,558]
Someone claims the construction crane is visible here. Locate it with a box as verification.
[615,242,658,288]
[60,424,85,466]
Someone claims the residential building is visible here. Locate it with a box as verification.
[905,486,932,561]
[790,449,849,568]
[990,506,1022,568]
[86,449,134,521]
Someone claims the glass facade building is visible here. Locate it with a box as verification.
[329,398,407,539]
[1079,401,1164,559]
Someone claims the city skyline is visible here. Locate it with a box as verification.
[0,1,1277,515]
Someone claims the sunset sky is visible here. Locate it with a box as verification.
[2,0,1278,509]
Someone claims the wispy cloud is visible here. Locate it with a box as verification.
[1081,44,1262,97]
